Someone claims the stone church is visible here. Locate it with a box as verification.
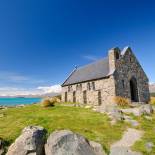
[61,47,150,106]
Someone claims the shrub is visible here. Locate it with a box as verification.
[50,97,61,103]
[150,97,155,105]
[42,99,55,107]
[114,96,130,107]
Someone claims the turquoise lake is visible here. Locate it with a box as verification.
[0,98,42,106]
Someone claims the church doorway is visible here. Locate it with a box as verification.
[130,77,139,102]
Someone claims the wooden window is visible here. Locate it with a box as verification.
[79,84,82,91]
[87,83,91,90]
[92,82,95,90]
[122,80,125,89]
[76,84,82,91]
[68,85,73,92]
[73,91,76,103]
[98,91,102,106]
[83,90,87,104]
[65,92,67,102]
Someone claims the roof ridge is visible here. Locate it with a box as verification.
[77,57,108,70]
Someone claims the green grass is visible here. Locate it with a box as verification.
[132,113,155,155]
[151,93,155,97]
[0,104,126,153]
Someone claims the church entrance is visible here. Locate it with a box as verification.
[130,77,139,102]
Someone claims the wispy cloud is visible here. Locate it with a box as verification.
[0,71,45,84]
[82,55,98,61]
[0,71,28,82]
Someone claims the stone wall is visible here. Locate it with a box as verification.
[61,47,150,106]
[61,76,116,106]
[113,47,150,103]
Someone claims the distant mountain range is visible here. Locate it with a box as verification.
[0,92,60,98]
[150,83,155,93]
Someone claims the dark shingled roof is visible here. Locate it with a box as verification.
[62,57,110,86]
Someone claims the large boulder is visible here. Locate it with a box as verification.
[45,130,105,155]
[89,141,106,155]
[7,126,46,155]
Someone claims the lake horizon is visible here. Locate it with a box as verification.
[0,97,42,106]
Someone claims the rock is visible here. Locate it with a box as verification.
[0,139,4,155]
[0,114,4,118]
[108,108,124,124]
[139,104,153,115]
[144,116,152,120]
[85,105,92,109]
[145,142,154,152]
[7,126,46,155]
[128,120,139,127]
[45,130,97,155]
[16,104,25,108]
[110,146,142,155]
[89,141,107,155]
[122,104,153,116]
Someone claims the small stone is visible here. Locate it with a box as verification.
[85,105,92,109]
[129,120,139,127]
[145,142,154,152]
[144,116,153,120]
[0,114,4,118]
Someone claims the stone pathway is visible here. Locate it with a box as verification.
[110,128,143,155]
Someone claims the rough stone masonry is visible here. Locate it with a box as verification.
[61,47,150,106]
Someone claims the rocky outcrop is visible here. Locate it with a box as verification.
[6,126,47,155]
[45,130,106,155]
[6,127,106,155]
[122,104,153,116]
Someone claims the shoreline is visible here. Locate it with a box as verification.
[0,102,39,109]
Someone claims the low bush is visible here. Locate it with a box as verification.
[150,97,155,105]
[50,97,61,103]
[114,96,130,107]
[42,99,55,107]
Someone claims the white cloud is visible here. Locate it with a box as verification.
[0,85,62,97]
[37,85,62,94]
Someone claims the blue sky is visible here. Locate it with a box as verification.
[0,0,155,95]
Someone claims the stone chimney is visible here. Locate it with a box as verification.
[108,47,120,73]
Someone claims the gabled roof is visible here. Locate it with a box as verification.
[62,57,110,86]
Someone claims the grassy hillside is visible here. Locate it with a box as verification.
[0,104,126,153]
